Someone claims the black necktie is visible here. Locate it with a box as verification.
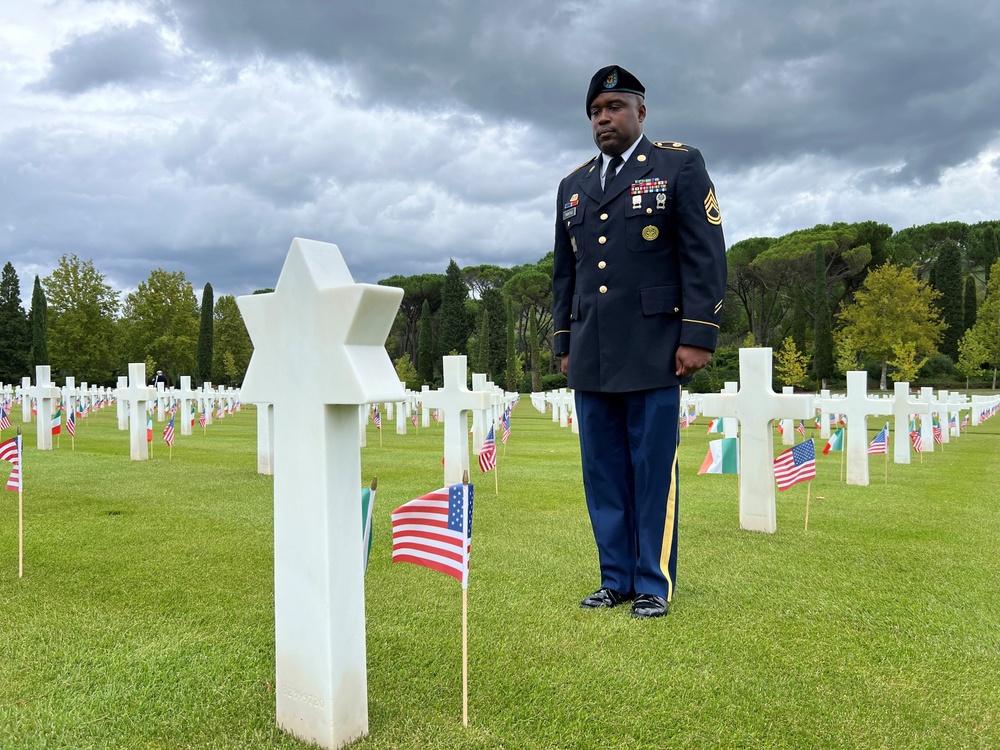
[603,155,623,193]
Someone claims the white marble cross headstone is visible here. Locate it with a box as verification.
[238,238,403,749]
[919,387,936,453]
[471,373,489,454]
[780,386,795,445]
[116,376,129,430]
[891,382,929,464]
[119,363,156,460]
[420,385,431,427]
[63,377,79,422]
[700,348,814,533]
[33,366,61,451]
[20,376,32,423]
[175,376,197,437]
[827,371,893,486]
[257,403,275,475]
[421,355,491,485]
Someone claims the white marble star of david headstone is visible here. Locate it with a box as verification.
[237,237,403,750]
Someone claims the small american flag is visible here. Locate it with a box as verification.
[478,425,497,472]
[796,420,806,437]
[0,408,10,431]
[372,405,381,430]
[163,416,175,447]
[501,407,511,444]
[867,424,889,455]
[0,435,21,491]
[391,482,474,587]
[773,440,816,491]
[199,409,207,428]
[66,409,76,437]
[910,430,923,452]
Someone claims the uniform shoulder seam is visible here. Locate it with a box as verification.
[566,154,599,177]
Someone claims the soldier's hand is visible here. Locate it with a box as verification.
[561,353,569,377]
[676,345,711,377]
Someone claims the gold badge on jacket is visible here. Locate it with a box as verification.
[642,225,659,241]
[704,188,722,226]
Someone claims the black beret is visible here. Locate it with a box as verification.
[586,65,645,116]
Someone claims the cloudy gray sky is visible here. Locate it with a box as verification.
[3,0,999,302]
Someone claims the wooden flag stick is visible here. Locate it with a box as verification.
[461,469,470,728]
[884,450,888,484]
[804,481,811,533]
[839,447,844,483]
[18,427,23,579]
[493,459,498,496]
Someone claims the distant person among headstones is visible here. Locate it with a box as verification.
[152,370,168,387]
[551,65,728,619]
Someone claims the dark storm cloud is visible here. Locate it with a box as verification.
[154,0,1000,184]
[32,22,180,94]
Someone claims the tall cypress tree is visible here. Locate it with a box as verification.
[812,244,835,386]
[437,259,469,356]
[29,275,48,368]
[529,307,541,392]
[417,298,434,383]
[963,275,978,333]
[932,240,963,360]
[481,288,507,384]
[0,263,29,381]
[197,283,214,384]
[476,308,490,375]
[504,296,517,391]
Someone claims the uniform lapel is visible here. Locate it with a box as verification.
[579,156,603,204]
[601,136,654,206]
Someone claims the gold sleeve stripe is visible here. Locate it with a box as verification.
[554,329,570,335]
[714,300,724,314]
[682,318,720,329]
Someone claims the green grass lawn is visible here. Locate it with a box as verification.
[2,399,999,749]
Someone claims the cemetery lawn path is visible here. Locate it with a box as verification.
[2,399,999,749]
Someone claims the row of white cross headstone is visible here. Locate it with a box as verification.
[527,348,998,537]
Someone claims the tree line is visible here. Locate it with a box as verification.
[4,217,999,393]
[0,255,252,388]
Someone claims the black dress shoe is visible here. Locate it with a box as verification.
[631,594,669,619]
[580,587,634,609]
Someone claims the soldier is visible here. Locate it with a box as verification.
[551,65,728,618]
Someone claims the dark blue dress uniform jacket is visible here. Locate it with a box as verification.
[552,135,728,392]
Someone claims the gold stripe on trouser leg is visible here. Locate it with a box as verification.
[659,417,680,602]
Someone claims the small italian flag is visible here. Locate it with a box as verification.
[823,427,844,455]
[706,418,724,434]
[698,437,739,474]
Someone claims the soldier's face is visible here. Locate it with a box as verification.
[590,92,645,156]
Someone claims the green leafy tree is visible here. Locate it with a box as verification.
[197,283,214,385]
[211,295,252,386]
[393,352,420,390]
[931,240,963,360]
[43,254,119,382]
[120,269,199,381]
[964,275,978,333]
[887,341,927,383]
[956,331,989,388]
[0,263,29,382]
[437,259,469,357]
[774,336,809,389]
[528,306,541,391]
[417,299,434,383]
[837,262,944,390]
[29,275,48,368]
[379,273,445,364]
[960,259,1000,388]
[813,244,835,387]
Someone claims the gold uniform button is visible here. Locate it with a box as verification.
[674,307,680,313]
[599,285,608,294]
[598,261,606,269]
[600,213,609,221]
[646,208,653,214]
[598,236,607,244]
